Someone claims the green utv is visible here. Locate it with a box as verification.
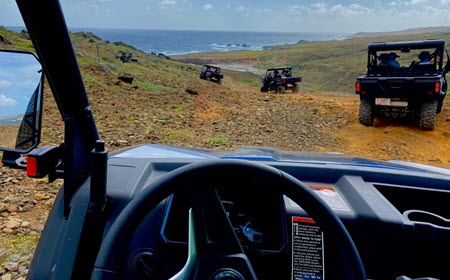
[356,40,449,130]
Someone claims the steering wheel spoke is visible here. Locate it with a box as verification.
[189,186,243,255]
[170,186,257,280]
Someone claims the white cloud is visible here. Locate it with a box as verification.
[0,80,12,91]
[410,0,427,4]
[0,94,18,108]
[280,1,450,33]
[203,4,212,10]
[402,0,427,5]
[161,0,175,5]
[236,5,247,12]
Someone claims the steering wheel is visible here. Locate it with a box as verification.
[91,160,366,280]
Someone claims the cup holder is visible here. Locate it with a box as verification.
[404,210,450,228]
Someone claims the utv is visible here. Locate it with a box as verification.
[2,1,450,280]
[260,67,302,94]
[115,51,137,63]
[356,40,449,130]
[199,64,223,84]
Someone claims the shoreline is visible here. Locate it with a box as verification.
[5,26,349,57]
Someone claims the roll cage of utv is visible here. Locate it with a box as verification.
[366,40,448,76]
[260,67,302,94]
[199,64,223,84]
[356,39,449,130]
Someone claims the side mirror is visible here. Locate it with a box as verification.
[0,49,44,156]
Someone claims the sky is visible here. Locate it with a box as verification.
[2,0,450,33]
[0,52,41,118]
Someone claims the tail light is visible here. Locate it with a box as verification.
[283,79,286,83]
[27,157,37,177]
[300,77,303,82]
[355,82,361,93]
[435,82,440,93]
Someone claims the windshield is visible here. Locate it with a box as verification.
[1,2,450,277]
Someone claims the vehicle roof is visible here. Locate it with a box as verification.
[267,67,293,71]
[369,39,445,51]
[203,64,220,69]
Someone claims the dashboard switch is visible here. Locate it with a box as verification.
[131,249,160,280]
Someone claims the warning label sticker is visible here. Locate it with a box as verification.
[290,186,350,212]
[292,216,324,280]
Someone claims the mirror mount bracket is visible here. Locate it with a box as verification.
[1,151,26,169]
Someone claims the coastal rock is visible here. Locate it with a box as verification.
[118,74,134,84]
[98,63,111,74]
[8,254,21,263]
[29,221,44,232]
[0,35,11,45]
[18,254,32,264]
[20,30,30,40]
[2,228,16,234]
[157,53,171,60]
[112,41,137,50]
[4,261,18,272]
[4,218,22,229]
[0,203,7,213]
[186,88,199,95]
[34,193,48,201]
[7,205,19,213]
[21,221,30,228]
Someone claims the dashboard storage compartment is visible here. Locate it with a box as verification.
[374,184,450,219]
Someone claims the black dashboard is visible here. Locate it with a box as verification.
[30,156,450,280]
[115,159,450,280]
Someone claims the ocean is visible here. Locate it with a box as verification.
[7,27,348,56]
[0,120,21,125]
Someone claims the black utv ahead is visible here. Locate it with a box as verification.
[200,64,223,84]
[115,51,136,63]
[356,39,449,130]
[260,67,302,94]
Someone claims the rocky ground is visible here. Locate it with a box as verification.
[0,28,449,279]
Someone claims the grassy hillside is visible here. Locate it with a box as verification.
[352,26,450,38]
[173,32,450,93]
